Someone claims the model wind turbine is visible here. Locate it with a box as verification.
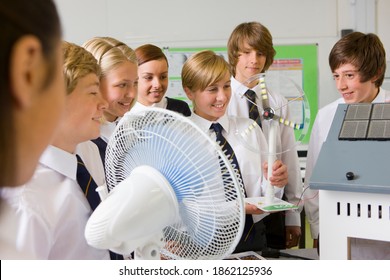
[239,72,310,211]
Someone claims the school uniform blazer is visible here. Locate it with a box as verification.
[166,97,191,116]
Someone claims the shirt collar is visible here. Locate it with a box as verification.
[190,113,230,134]
[231,76,262,98]
[232,75,278,107]
[231,76,248,98]
[100,118,120,143]
[39,145,77,181]
[132,98,168,110]
[130,102,148,115]
[152,97,167,108]
[373,87,387,103]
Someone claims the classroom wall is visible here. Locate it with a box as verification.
[54,0,390,110]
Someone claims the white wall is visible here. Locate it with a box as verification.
[54,0,390,110]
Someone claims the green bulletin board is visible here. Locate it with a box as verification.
[164,44,318,144]
[273,44,318,144]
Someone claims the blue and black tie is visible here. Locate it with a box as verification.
[245,89,262,129]
[76,155,101,211]
[76,154,123,260]
[210,123,255,243]
[91,137,107,167]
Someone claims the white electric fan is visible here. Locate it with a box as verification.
[85,108,246,260]
[238,72,310,207]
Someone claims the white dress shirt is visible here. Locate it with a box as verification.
[100,118,120,144]
[304,88,390,239]
[228,76,302,226]
[189,113,284,223]
[0,145,110,259]
[131,101,149,114]
[131,98,168,114]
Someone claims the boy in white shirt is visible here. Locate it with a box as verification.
[0,41,109,259]
[227,22,302,249]
[304,32,389,258]
[181,50,288,253]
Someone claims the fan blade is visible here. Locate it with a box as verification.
[258,75,305,131]
[273,113,305,130]
[101,108,246,259]
[258,74,271,110]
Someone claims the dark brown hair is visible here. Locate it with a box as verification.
[329,32,386,87]
[0,0,62,183]
[135,44,168,67]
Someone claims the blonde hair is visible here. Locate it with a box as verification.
[62,41,100,94]
[82,37,137,78]
[82,36,137,109]
[181,50,230,92]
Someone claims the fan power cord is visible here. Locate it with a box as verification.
[261,248,314,260]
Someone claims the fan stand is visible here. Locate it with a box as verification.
[265,119,277,205]
[134,232,164,260]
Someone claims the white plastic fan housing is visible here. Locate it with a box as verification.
[85,165,178,255]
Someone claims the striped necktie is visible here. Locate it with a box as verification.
[76,155,101,210]
[210,123,242,179]
[76,154,124,260]
[91,137,107,167]
[245,89,262,128]
[210,123,255,244]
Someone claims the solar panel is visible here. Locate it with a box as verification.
[339,103,390,141]
[367,120,390,140]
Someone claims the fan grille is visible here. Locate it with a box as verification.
[105,108,245,259]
